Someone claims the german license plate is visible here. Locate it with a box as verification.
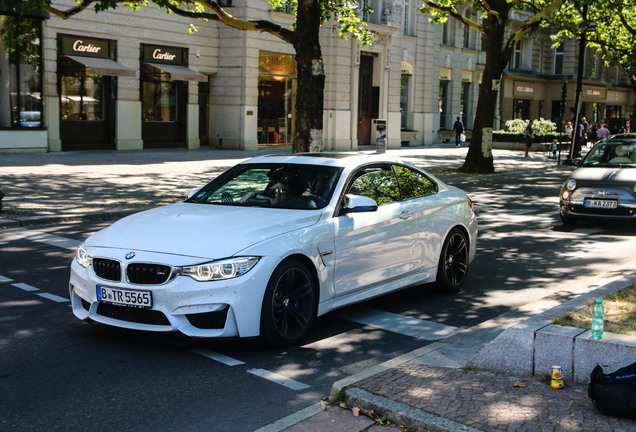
[585,199,618,209]
[97,285,152,308]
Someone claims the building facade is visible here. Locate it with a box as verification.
[1,1,633,153]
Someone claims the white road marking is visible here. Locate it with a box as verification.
[1,228,80,251]
[247,368,310,391]
[0,275,13,283]
[191,348,245,366]
[12,282,39,292]
[338,306,461,341]
[36,292,69,303]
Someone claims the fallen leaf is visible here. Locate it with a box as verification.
[352,407,360,417]
[339,402,347,408]
[320,399,326,411]
[513,383,527,388]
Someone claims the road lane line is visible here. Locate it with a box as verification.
[0,275,13,283]
[338,306,461,341]
[247,368,310,391]
[12,282,39,292]
[36,292,69,303]
[191,348,245,366]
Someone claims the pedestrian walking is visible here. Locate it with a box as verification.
[599,122,610,139]
[453,117,464,148]
[524,120,534,157]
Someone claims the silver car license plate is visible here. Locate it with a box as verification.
[585,199,618,209]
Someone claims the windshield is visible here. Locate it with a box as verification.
[187,163,342,210]
[581,140,636,167]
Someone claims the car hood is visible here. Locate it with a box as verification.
[85,203,322,259]
[571,167,636,183]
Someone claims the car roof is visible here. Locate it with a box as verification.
[240,152,409,168]
[607,133,636,141]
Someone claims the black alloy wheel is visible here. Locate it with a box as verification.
[436,227,469,293]
[260,260,316,346]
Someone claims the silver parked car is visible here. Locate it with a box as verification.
[559,134,636,225]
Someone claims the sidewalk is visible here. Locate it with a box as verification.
[4,144,633,432]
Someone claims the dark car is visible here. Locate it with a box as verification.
[559,133,636,225]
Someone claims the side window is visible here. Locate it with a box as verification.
[348,166,400,205]
[394,165,437,199]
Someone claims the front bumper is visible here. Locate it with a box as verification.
[560,185,636,221]
[69,255,278,338]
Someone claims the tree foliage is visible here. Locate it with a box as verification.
[548,0,636,130]
[418,0,565,174]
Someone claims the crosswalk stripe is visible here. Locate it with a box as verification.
[36,292,69,303]
[247,368,310,391]
[338,306,461,341]
[12,282,39,292]
[0,275,13,283]
[192,348,245,366]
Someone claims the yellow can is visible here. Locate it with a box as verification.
[551,365,564,389]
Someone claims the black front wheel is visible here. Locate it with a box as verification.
[436,228,469,293]
[260,260,316,346]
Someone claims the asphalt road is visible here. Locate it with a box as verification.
[2,169,636,432]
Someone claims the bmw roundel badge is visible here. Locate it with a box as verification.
[125,251,136,260]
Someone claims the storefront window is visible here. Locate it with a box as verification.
[142,65,177,122]
[0,15,43,128]
[513,99,530,120]
[60,61,105,121]
[258,52,296,145]
[439,80,449,129]
[400,74,410,130]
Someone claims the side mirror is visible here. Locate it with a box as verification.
[186,187,202,199]
[340,194,378,215]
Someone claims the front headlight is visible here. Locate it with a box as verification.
[565,179,577,191]
[76,245,92,268]
[180,257,260,281]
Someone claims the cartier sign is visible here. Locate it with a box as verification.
[143,44,184,65]
[61,35,110,58]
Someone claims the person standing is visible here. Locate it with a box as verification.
[524,120,534,157]
[588,122,599,146]
[453,117,464,148]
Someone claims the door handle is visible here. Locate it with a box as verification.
[399,211,412,220]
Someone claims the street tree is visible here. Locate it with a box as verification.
[29,0,373,153]
[549,0,636,132]
[419,0,565,173]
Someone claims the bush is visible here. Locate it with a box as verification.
[493,118,567,143]
[504,118,557,135]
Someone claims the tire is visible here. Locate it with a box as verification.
[260,260,316,346]
[436,228,469,293]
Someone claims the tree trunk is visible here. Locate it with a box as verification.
[459,12,511,173]
[293,0,325,153]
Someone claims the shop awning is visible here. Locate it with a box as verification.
[64,55,136,77]
[145,62,208,82]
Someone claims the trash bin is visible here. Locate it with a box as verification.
[372,119,386,153]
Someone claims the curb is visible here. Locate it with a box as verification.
[344,388,483,432]
[0,208,150,230]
